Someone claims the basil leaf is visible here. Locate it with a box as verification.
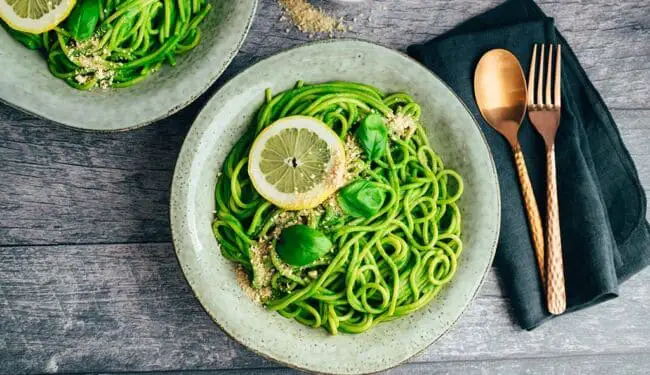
[356,113,388,161]
[276,225,332,266]
[66,0,101,41]
[337,180,386,218]
[1,21,42,50]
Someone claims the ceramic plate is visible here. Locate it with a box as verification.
[0,0,257,131]
[170,39,500,374]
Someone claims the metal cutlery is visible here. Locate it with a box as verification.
[527,44,566,315]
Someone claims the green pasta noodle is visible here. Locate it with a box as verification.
[213,81,464,335]
[1,0,210,89]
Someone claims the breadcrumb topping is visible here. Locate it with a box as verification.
[235,265,270,304]
[69,37,118,89]
[386,113,417,139]
[278,0,346,34]
[343,135,364,183]
[250,241,273,289]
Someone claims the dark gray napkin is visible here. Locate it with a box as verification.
[408,0,650,329]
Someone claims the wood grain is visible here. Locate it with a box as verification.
[1,0,649,374]
[123,354,650,375]
[0,105,195,245]
[1,243,649,374]
[233,0,650,110]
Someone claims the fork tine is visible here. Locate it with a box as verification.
[546,44,553,106]
[537,44,545,106]
[528,44,537,106]
[555,44,562,107]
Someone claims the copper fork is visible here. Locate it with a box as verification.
[527,44,566,315]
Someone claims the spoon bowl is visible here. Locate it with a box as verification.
[474,49,528,146]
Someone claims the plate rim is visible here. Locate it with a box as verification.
[170,38,501,374]
[0,0,258,133]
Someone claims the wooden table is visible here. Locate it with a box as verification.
[2,1,649,374]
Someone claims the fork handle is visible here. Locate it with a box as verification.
[513,146,546,288]
[545,145,566,314]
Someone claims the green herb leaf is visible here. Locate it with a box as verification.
[337,180,386,218]
[65,0,101,41]
[276,225,332,266]
[1,21,43,50]
[356,113,388,161]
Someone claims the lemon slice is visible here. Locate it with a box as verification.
[249,116,345,210]
[0,0,75,33]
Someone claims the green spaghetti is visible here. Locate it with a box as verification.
[213,81,464,335]
[1,0,211,89]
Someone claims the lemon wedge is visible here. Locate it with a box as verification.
[249,116,345,210]
[0,0,75,34]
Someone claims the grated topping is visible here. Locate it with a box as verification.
[343,135,364,183]
[386,113,418,139]
[235,266,263,304]
[250,241,273,289]
[278,0,346,34]
[69,37,118,89]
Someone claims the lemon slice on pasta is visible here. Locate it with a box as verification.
[248,116,345,210]
[0,0,75,33]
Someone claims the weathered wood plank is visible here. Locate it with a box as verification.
[0,104,196,245]
[230,0,650,110]
[1,106,647,246]
[1,243,649,374]
[113,353,650,375]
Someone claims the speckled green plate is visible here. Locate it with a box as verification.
[0,0,256,132]
[170,39,500,374]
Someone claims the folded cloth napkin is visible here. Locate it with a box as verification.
[408,0,650,329]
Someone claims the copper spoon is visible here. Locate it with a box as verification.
[474,49,546,289]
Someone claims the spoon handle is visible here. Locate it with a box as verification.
[545,145,566,314]
[513,145,546,287]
